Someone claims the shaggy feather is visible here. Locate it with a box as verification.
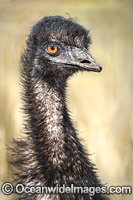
[10,16,109,200]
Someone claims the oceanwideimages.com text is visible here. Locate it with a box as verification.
[1,182,132,196]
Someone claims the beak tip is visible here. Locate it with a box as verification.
[99,66,102,72]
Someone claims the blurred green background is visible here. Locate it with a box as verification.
[0,0,132,199]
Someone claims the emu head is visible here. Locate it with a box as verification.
[26,16,102,80]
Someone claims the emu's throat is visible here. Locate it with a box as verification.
[33,78,64,138]
[31,77,66,167]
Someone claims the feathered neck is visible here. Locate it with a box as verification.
[11,55,109,200]
[28,77,67,166]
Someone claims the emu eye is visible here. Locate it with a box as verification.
[47,45,60,56]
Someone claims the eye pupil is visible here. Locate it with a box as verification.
[51,46,55,50]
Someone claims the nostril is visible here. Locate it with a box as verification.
[80,60,91,64]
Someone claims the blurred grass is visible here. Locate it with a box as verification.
[0,0,133,199]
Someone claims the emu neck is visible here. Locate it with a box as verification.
[32,77,65,138]
[28,77,70,169]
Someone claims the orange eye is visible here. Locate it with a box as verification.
[48,45,58,54]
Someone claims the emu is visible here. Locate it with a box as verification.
[11,16,109,200]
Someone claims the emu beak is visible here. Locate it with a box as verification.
[79,54,102,72]
[70,55,102,72]
[69,48,102,72]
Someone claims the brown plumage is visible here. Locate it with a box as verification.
[11,16,109,200]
